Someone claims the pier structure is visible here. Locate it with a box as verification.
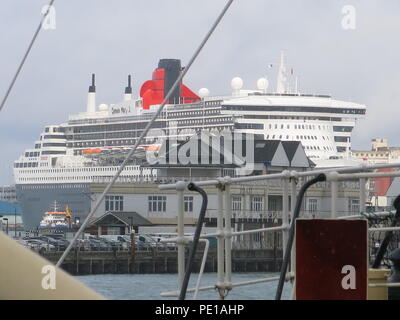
[43,247,282,275]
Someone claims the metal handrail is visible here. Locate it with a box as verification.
[160,163,400,300]
[159,162,400,190]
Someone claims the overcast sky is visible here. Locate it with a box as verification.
[1,0,400,184]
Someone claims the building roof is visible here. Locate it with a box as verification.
[0,201,21,215]
[146,133,311,170]
[90,211,153,227]
[281,141,299,162]
[253,140,281,163]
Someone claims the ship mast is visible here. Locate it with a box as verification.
[276,51,288,94]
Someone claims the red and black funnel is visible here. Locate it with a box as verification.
[140,59,200,109]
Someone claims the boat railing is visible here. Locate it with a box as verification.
[158,161,400,299]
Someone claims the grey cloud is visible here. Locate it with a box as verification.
[1,0,400,183]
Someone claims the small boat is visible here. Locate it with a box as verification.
[38,201,73,233]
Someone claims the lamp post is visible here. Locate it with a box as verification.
[3,218,9,235]
[14,208,17,237]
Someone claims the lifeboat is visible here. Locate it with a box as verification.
[82,148,102,154]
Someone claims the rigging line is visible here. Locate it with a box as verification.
[0,0,56,113]
[56,0,235,268]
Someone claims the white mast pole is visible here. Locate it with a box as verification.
[276,51,287,94]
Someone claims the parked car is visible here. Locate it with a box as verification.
[132,235,160,249]
[47,235,70,248]
[73,239,91,251]
[96,237,121,250]
[25,239,56,254]
[139,234,160,248]
[36,236,67,250]
[88,236,113,251]
[97,236,126,249]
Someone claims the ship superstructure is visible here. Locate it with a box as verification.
[38,201,72,231]
[13,56,366,228]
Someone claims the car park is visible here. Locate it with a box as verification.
[36,236,67,251]
[24,239,56,254]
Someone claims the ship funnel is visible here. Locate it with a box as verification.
[158,59,181,104]
[86,73,96,113]
[124,74,133,101]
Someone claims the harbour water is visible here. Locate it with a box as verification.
[76,272,293,300]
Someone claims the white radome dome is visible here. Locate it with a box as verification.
[231,77,243,90]
[98,104,108,111]
[198,88,210,98]
[257,77,269,91]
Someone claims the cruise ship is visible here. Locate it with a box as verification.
[13,55,367,229]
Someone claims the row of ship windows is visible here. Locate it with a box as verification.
[16,166,139,173]
[205,101,221,106]
[15,162,39,168]
[334,136,350,143]
[167,109,220,118]
[243,115,342,122]
[69,127,232,148]
[71,138,156,148]
[177,126,233,134]
[20,184,87,190]
[18,176,97,182]
[265,134,333,142]
[264,124,352,133]
[180,121,337,133]
[35,143,67,149]
[21,151,66,162]
[171,101,220,109]
[45,127,65,133]
[354,152,389,157]
[303,145,335,151]
[268,123,330,131]
[25,152,40,157]
[223,105,365,115]
[70,131,145,140]
[71,122,165,134]
[67,117,231,136]
[0,196,16,201]
[177,118,231,125]
[0,189,15,194]
[39,135,66,140]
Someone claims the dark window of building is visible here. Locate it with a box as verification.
[234,123,264,130]
[334,136,349,142]
[105,195,124,211]
[42,143,67,147]
[148,196,166,213]
[251,196,264,212]
[333,126,353,132]
[184,196,193,213]
[41,151,67,155]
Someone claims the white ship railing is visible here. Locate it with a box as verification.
[158,162,400,299]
